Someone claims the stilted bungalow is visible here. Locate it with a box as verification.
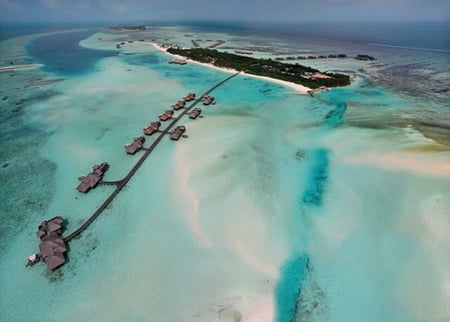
[202,95,215,105]
[143,121,161,135]
[183,92,196,102]
[35,216,67,270]
[76,162,109,193]
[125,136,145,154]
[172,100,186,110]
[159,109,174,121]
[189,107,202,119]
[170,125,186,140]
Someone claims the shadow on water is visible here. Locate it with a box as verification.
[276,254,309,322]
[275,254,328,322]
[301,149,329,207]
[324,102,347,128]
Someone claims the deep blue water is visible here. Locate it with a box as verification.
[275,254,310,322]
[301,149,329,207]
[324,102,347,128]
[180,21,450,51]
[0,22,106,41]
[26,30,114,76]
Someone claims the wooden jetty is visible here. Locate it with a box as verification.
[29,72,241,271]
[170,125,186,140]
[76,162,109,193]
[307,86,329,97]
[125,136,145,154]
[208,40,226,48]
[189,107,202,119]
[159,109,174,121]
[143,121,161,135]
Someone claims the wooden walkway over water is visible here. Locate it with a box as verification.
[64,72,239,243]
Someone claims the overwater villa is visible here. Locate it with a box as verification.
[159,109,174,121]
[355,54,375,61]
[172,100,186,110]
[125,136,145,154]
[183,92,196,101]
[202,95,215,105]
[34,216,67,270]
[170,125,186,140]
[143,121,161,135]
[189,107,202,119]
[76,162,109,193]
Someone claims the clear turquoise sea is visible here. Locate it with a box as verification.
[0,22,449,322]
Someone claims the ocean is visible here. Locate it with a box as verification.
[0,21,449,322]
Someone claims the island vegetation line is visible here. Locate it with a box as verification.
[167,47,351,89]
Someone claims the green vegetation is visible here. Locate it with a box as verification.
[167,47,350,89]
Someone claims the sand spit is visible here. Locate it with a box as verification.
[0,63,42,72]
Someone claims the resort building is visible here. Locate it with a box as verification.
[172,100,186,110]
[183,92,196,102]
[36,216,67,270]
[125,136,145,154]
[170,125,186,140]
[76,162,109,193]
[143,121,161,135]
[159,110,174,121]
[189,107,202,119]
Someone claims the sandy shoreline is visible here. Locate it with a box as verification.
[151,43,311,94]
[0,63,42,72]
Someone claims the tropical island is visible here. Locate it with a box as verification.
[167,47,351,89]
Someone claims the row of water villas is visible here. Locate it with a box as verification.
[28,91,215,270]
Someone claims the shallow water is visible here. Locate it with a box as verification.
[0,23,449,322]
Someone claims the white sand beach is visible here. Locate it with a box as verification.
[0,63,42,72]
[151,43,311,94]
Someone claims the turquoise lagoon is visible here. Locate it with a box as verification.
[0,23,449,322]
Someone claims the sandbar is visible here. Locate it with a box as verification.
[0,63,42,72]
